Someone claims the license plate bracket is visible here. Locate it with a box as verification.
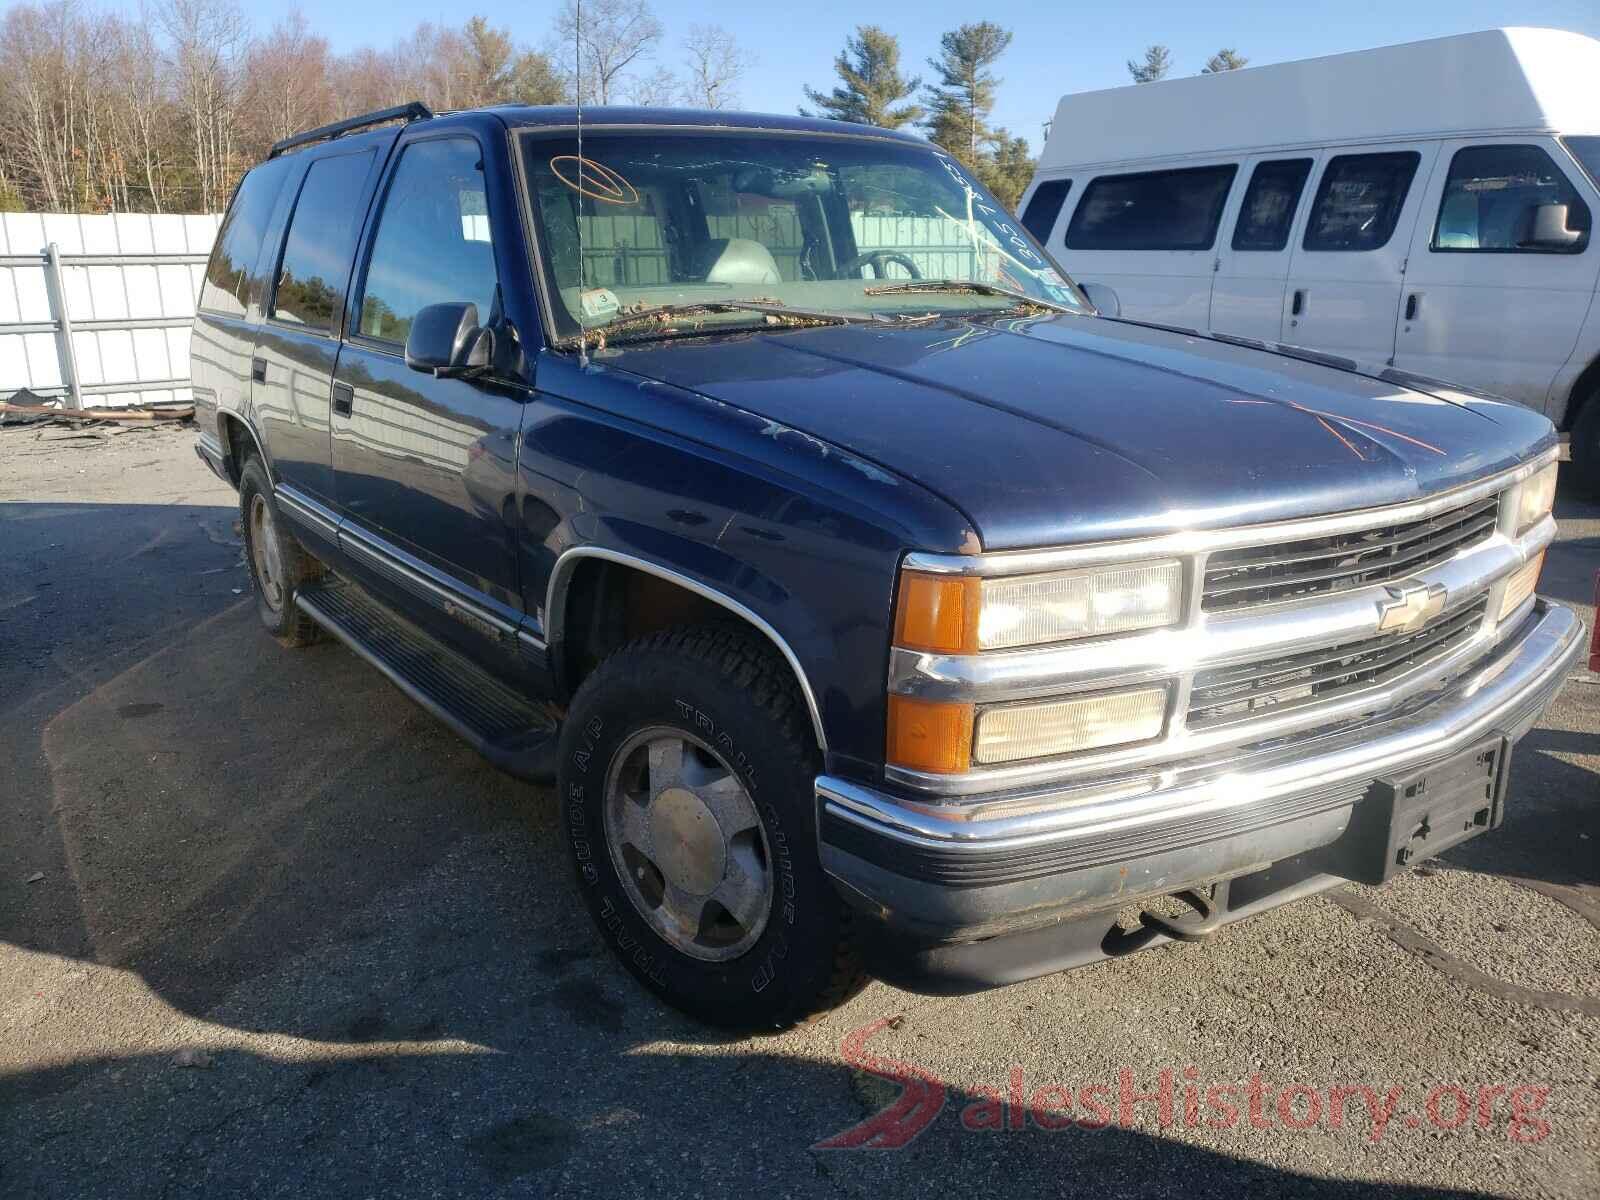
[1346,735,1510,884]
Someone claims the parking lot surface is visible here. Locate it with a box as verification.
[3,425,1597,1198]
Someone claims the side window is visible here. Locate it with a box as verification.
[1431,144,1591,254]
[1231,159,1312,251]
[1020,179,1072,243]
[199,156,293,317]
[1302,152,1420,252]
[1065,164,1237,252]
[270,150,375,333]
[358,139,499,344]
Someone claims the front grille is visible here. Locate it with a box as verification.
[1187,596,1488,729]
[1202,494,1500,612]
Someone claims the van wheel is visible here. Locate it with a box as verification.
[1572,394,1600,497]
[238,456,322,647]
[558,626,865,1030]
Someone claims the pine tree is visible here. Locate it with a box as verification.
[922,22,1012,167]
[1127,45,1172,84]
[800,26,923,128]
[1201,49,1248,73]
[981,131,1035,212]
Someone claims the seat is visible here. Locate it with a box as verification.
[699,237,782,285]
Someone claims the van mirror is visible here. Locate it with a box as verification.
[1081,282,1121,317]
[1522,203,1582,249]
[404,302,491,378]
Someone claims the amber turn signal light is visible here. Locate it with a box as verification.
[893,571,981,655]
[886,695,974,774]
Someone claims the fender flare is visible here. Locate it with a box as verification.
[544,545,829,752]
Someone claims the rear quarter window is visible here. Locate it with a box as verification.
[199,156,294,318]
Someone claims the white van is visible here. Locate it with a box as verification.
[1021,27,1600,490]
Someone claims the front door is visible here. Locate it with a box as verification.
[1208,154,1317,343]
[1392,138,1599,406]
[331,134,526,643]
[1281,143,1438,364]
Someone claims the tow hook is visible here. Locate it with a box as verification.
[1139,879,1231,942]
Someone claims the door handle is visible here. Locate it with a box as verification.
[1291,289,1305,317]
[1404,293,1419,321]
[331,382,354,417]
[251,357,267,383]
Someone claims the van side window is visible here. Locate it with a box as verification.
[1231,159,1312,251]
[1020,179,1071,243]
[1431,145,1591,254]
[269,150,376,334]
[1065,165,1237,252]
[199,157,293,318]
[358,139,500,346]
[1302,152,1420,252]
[1567,137,1600,190]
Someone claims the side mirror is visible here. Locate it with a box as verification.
[404,302,492,378]
[1081,282,1121,317]
[1522,203,1582,249]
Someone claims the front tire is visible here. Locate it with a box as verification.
[558,626,864,1029]
[1571,391,1600,497]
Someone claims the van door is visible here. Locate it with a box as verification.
[1281,143,1438,363]
[1392,138,1598,405]
[331,133,528,663]
[1060,161,1238,329]
[253,145,383,506]
[1208,154,1317,342]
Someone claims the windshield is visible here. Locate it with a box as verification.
[518,129,1088,345]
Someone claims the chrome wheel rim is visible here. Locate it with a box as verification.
[603,727,773,962]
[248,493,285,612]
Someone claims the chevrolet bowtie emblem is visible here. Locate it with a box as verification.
[1375,582,1447,634]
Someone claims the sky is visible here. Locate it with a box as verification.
[68,0,1600,154]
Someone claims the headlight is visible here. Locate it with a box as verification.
[1514,463,1557,535]
[973,685,1169,764]
[893,560,1184,654]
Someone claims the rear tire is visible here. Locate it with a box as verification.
[1572,391,1600,497]
[238,456,322,647]
[558,626,865,1030]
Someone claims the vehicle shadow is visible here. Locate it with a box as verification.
[1,1037,1533,1198]
[0,500,1589,1197]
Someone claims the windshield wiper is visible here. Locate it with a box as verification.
[862,278,1078,315]
[559,299,861,351]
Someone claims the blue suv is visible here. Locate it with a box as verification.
[193,103,1583,1028]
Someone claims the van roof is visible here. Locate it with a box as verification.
[1039,27,1600,172]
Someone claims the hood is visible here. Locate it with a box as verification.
[602,313,1555,551]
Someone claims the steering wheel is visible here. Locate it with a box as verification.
[834,250,923,280]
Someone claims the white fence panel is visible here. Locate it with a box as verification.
[0,211,222,409]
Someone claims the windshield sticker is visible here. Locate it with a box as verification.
[550,156,640,205]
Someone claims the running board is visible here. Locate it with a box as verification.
[296,575,559,783]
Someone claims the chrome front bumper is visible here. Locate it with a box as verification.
[818,599,1583,986]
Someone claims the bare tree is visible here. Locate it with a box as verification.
[160,0,248,212]
[627,65,678,106]
[680,24,751,110]
[240,11,334,155]
[555,0,662,104]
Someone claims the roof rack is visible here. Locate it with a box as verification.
[268,102,433,159]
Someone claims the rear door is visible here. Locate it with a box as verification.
[1281,143,1438,363]
[253,145,384,505]
[331,131,527,651]
[1208,153,1317,342]
[1060,161,1239,328]
[1392,138,1599,405]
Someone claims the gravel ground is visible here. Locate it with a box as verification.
[2,423,1597,1199]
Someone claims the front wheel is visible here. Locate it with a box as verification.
[558,626,865,1029]
[1571,392,1600,497]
